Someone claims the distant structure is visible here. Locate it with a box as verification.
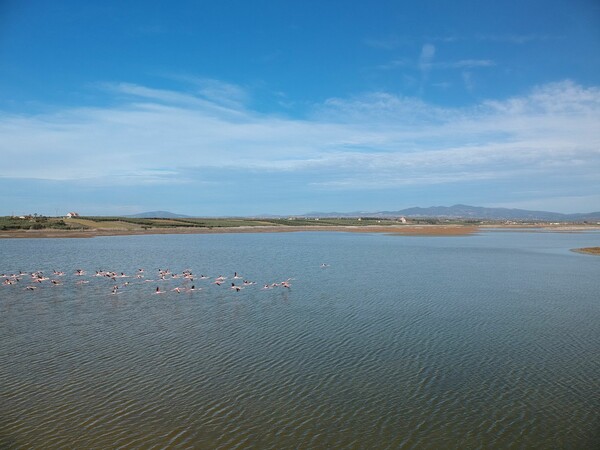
[66,212,80,219]
[399,216,407,224]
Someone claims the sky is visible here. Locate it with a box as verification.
[1,0,599,216]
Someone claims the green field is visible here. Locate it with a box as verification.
[0,216,87,231]
[2,215,591,233]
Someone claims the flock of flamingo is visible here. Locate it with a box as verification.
[0,267,304,296]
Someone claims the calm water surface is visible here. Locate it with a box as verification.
[1,231,599,449]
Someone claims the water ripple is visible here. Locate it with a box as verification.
[1,231,599,448]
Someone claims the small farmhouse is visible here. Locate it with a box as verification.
[66,212,80,219]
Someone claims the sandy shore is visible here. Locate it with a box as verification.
[2,223,598,239]
[571,247,600,255]
[480,224,600,233]
[0,224,480,239]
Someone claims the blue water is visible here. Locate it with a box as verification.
[1,231,599,448]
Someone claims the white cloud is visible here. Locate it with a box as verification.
[104,82,247,117]
[462,71,474,92]
[376,48,494,94]
[377,58,495,72]
[192,77,249,109]
[440,59,495,69]
[477,34,556,44]
[0,80,598,198]
[418,43,436,73]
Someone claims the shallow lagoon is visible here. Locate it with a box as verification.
[1,231,599,448]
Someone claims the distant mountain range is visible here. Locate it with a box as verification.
[126,205,600,221]
[303,204,600,221]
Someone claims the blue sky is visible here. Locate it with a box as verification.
[1,0,599,216]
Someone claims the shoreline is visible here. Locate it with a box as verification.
[0,224,480,239]
[1,223,599,239]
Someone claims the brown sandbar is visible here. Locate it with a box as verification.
[0,225,479,239]
[571,247,600,255]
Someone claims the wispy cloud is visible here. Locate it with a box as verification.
[438,59,495,69]
[477,33,558,44]
[105,80,248,115]
[0,80,598,203]
[375,45,494,94]
[365,33,556,49]
[191,77,249,109]
[417,44,436,93]
[377,55,495,72]
[418,44,436,72]
[462,71,474,92]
